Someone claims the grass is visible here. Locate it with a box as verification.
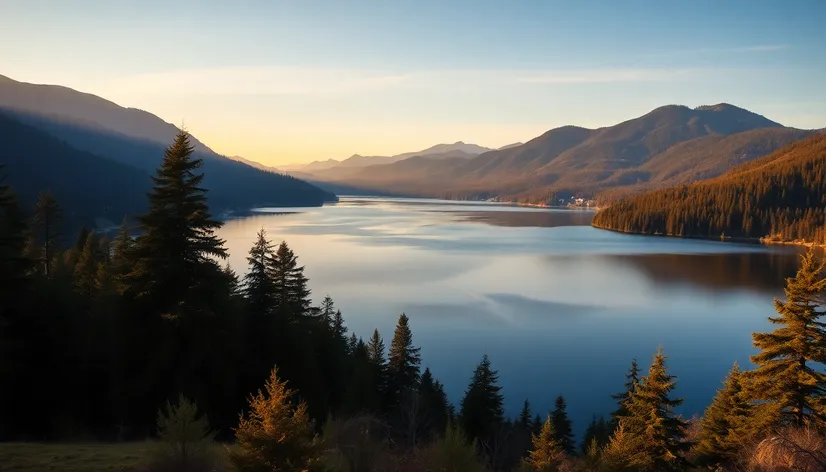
[0,442,235,472]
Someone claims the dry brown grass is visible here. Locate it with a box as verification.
[746,428,826,472]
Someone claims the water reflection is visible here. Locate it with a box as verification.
[218,197,803,436]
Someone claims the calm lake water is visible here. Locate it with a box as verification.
[219,197,802,435]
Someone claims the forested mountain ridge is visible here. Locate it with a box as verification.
[0,75,337,208]
[301,104,813,202]
[592,133,826,244]
[0,112,150,229]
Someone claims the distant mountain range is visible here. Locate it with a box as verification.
[281,141,496,172]
[295,103,818,202]
[0,74,336,228]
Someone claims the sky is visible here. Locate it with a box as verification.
[1,0,825,165]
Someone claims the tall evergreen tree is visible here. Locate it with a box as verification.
[581,416,611,453]
[611,358,640,429]
[268,241,311,319]
[459,354,505,442]
[518,399,533,430]
[319,295,335,330]
[619,347,689,472]
[110,216,133,286]
[419,368,451,439]
[693,363,757,468]
[244,228,275,315]
[386,313,421,408]
[749,247,826,428]
[333,310,347,341]
[0,169,30,310]
[73,232,99,297]
[550,396,575,455]
[32,191,61,278]
[526,416,563,470]
[124,129,227,313]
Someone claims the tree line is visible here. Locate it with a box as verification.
[592,133,826,245]
[2,130,826,471]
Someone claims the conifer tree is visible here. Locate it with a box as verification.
[244,228,275,315]
[693,363,756,467]
[32,191,61,278]
[367,329,385,366]
[386,313,421,407]
[110,216,133,286]
[0,170,30,311]
[526,416,563,470]
[319,295,335,330]
[581,416,610,453]
[551,396,575,455]
[333,310,347,341]
[459,354,505,442]
[231,367,320,471]
[749,247,826,428]
[620,347,689,471]
[419,368,451,439]
[347,333,358,355]
[532,414,542,435]
[611,358,640,429]
[268,241,311,319]
[518,399,532,430]
[73,232,99,297]
[124,129,227,313]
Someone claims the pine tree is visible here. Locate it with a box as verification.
[386,313,421,407]
[319,295,335,330]
[611,358,640,429]
[32,191,61,278]
[581,416,610,453]
[518,399,532,429]
[155,395,216,470]
[532,414,542,435]
[268,241,311,319]
[367,329,385,365]
[73,231,99,297]
[419,368,451,439]
[244,228,275,315]
[693,363,756,467]
[459,354,505,442]
[124,129,227,314]
[231,367,320,471]
[526,416,563,470]
[347,333,359,355]
[551,396,575,455]
[620,347,689,471]
[749,247,826,428]
[0,169,30,311]
[333,310,347,341]
[110,216,133,287]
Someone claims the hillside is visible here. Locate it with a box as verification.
[302,104,811,202]
[0,75,336,207]
[591,134,826,244]
[0,112,150,230]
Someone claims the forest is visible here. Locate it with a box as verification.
[592,134,826,245]
[2,131,826,472]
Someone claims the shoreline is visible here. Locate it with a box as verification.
[591,222,825,249]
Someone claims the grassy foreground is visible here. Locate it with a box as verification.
[0,442,233,472]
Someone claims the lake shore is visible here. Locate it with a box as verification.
[591,222,824,249]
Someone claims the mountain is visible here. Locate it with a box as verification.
[0,112,150,230]
[592,133,826,244]
[301,103,813,202]
[227,155,280,173]
[0,74,336,208]
[288,141,493,172]
[498,142,523,150]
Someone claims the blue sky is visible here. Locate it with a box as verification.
[1,0,825,164]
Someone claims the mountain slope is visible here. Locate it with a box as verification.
[0,75,336,207]
[0,112,150,229]
[303,103,809,202]
[592,133,826,244]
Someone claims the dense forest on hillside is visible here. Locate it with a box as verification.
[3,132,826,472]
[593,134,826,244]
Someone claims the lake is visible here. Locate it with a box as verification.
[219,197,802,436]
